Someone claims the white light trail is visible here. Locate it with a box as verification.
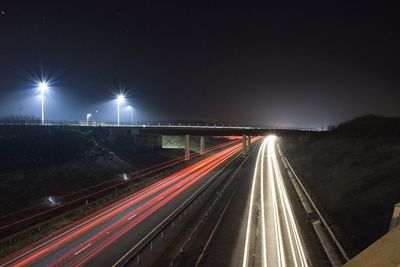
[260,139,268,267]
[242,138,267,267]
[243,136,309,267]
[268,137,286,267]
[271,141,308,267]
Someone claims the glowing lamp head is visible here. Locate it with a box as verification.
[87,113,92,118]
[117,94,125,102]
[127,105,133,109]
[38,82,48,94]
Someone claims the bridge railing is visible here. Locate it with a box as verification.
[0,120,322,132]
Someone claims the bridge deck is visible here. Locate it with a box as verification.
[344,226,400,267]
[0,123,322,136]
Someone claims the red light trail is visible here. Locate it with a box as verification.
[0,139,240,231]
[1,137,262,267]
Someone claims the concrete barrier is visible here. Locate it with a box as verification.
[389,203,400,231]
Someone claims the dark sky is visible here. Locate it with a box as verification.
[0,1,400,127]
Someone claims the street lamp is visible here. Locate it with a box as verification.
[86,113,92,126]
[38,81,48,125]
[127,105,133,125]
[95,109,98,126]
[117,94,125,126]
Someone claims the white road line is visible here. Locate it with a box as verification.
[127,214,137,221]
[194,187,236,267]
[194,145,256,267]
[74,243,92,256]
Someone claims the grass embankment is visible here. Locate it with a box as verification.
[0,127,183,217]
[0,126,228,257]
[281,115,400,256]
[0,127,227,218]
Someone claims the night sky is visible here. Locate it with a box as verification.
[0,1,400,127]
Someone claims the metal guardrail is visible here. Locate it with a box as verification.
[277,145,350,262]
[0,120,322,132]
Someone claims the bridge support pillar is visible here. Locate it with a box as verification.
[389,203,400,231]
[242,135,247,156]
[247,136,251,148]
[185,134,190,160]
[200,136,205,155]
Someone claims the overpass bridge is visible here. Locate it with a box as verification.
[0,121,323,160]
[0,120,321,135]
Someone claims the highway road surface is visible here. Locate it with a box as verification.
[0,139,260,267]
[175,136,331,267]
[243,136,308,266]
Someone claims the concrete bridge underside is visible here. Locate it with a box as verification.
[0,124,320,161]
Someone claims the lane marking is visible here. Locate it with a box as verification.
[127,214,137,221]
[74,243,92,256]
[194,145,256,267]
[194,186,236,267]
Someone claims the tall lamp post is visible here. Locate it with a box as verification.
[127,105,133,125]
[86,113,92,126]
[38,82,48,125]
[117,94,125,126]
